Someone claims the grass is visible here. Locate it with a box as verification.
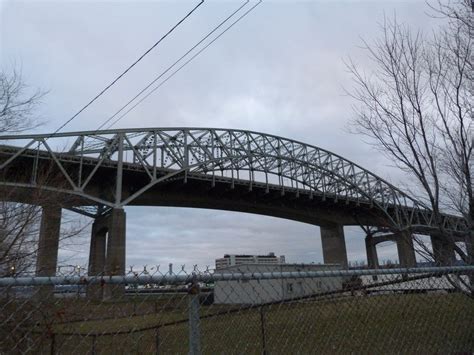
[2,292,473,354]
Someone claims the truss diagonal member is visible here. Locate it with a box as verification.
[157,131,185,167]
[81,135,120,190]
[99,134,121,160]
[79,134,116,155]
[133,131,154,154]
[188,132,214,164]
[124,135,153,180]
[0,139,36,170]
[41,139,78,191]
[68,136,84,154]
[247,133,266,156]
[215,130,239,158]
[0,181,114,207]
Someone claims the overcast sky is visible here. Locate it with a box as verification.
[0,0,438,270]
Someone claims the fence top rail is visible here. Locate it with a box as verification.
[0,266,472,286]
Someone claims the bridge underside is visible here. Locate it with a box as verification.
[0,151,392,227]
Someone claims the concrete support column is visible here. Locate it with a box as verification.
[36,205,62,276]
[104,208,126,299]
[431,236,456,266]
[396,232,416,267]
[320,224,348,269]
[87,219,107,300]
[365,235,379,269]
[88,220,107,275]
[35,205,61,300]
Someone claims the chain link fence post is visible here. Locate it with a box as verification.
[50,333,55,355]
[260,306,267,355]
[91,334,96,355]
[188,274,201,355]
[155,327,160,354]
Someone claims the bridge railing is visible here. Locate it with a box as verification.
[1,266,473,354]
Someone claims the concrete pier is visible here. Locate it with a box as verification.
[320,224,348,269]
[396,232,416,267]
[88,218,108,275]
[87,218,108,299]
[365,235,379,269]
[35,205,61,299]
[87,208,126,300]
[104,208,126,299]
[36,205,62,276]
[431,236,456,265]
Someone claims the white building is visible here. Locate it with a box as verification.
[213,263,343,305]
[215,252,285,270]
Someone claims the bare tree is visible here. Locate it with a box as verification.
[346,1,473,270]
[0,70,43,275]
[0,70,44,134]
[0,202,40,275]
[0,70,87,276]
[0,170,87,276]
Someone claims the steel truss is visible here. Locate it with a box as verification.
[0,127,467,232]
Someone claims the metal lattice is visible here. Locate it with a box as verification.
[0,127,467,232]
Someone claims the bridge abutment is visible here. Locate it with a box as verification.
[35,205,62,298]
[320,224,348,269]
[431,236,456,265]
[396,232,416,267]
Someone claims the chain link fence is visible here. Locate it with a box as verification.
[1,265,473,354]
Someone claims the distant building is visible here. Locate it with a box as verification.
[215,252,286,270]
[213,263,343,305]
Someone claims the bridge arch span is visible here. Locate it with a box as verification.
[0,127,464,233]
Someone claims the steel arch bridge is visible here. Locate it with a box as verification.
[0,127,466,234]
